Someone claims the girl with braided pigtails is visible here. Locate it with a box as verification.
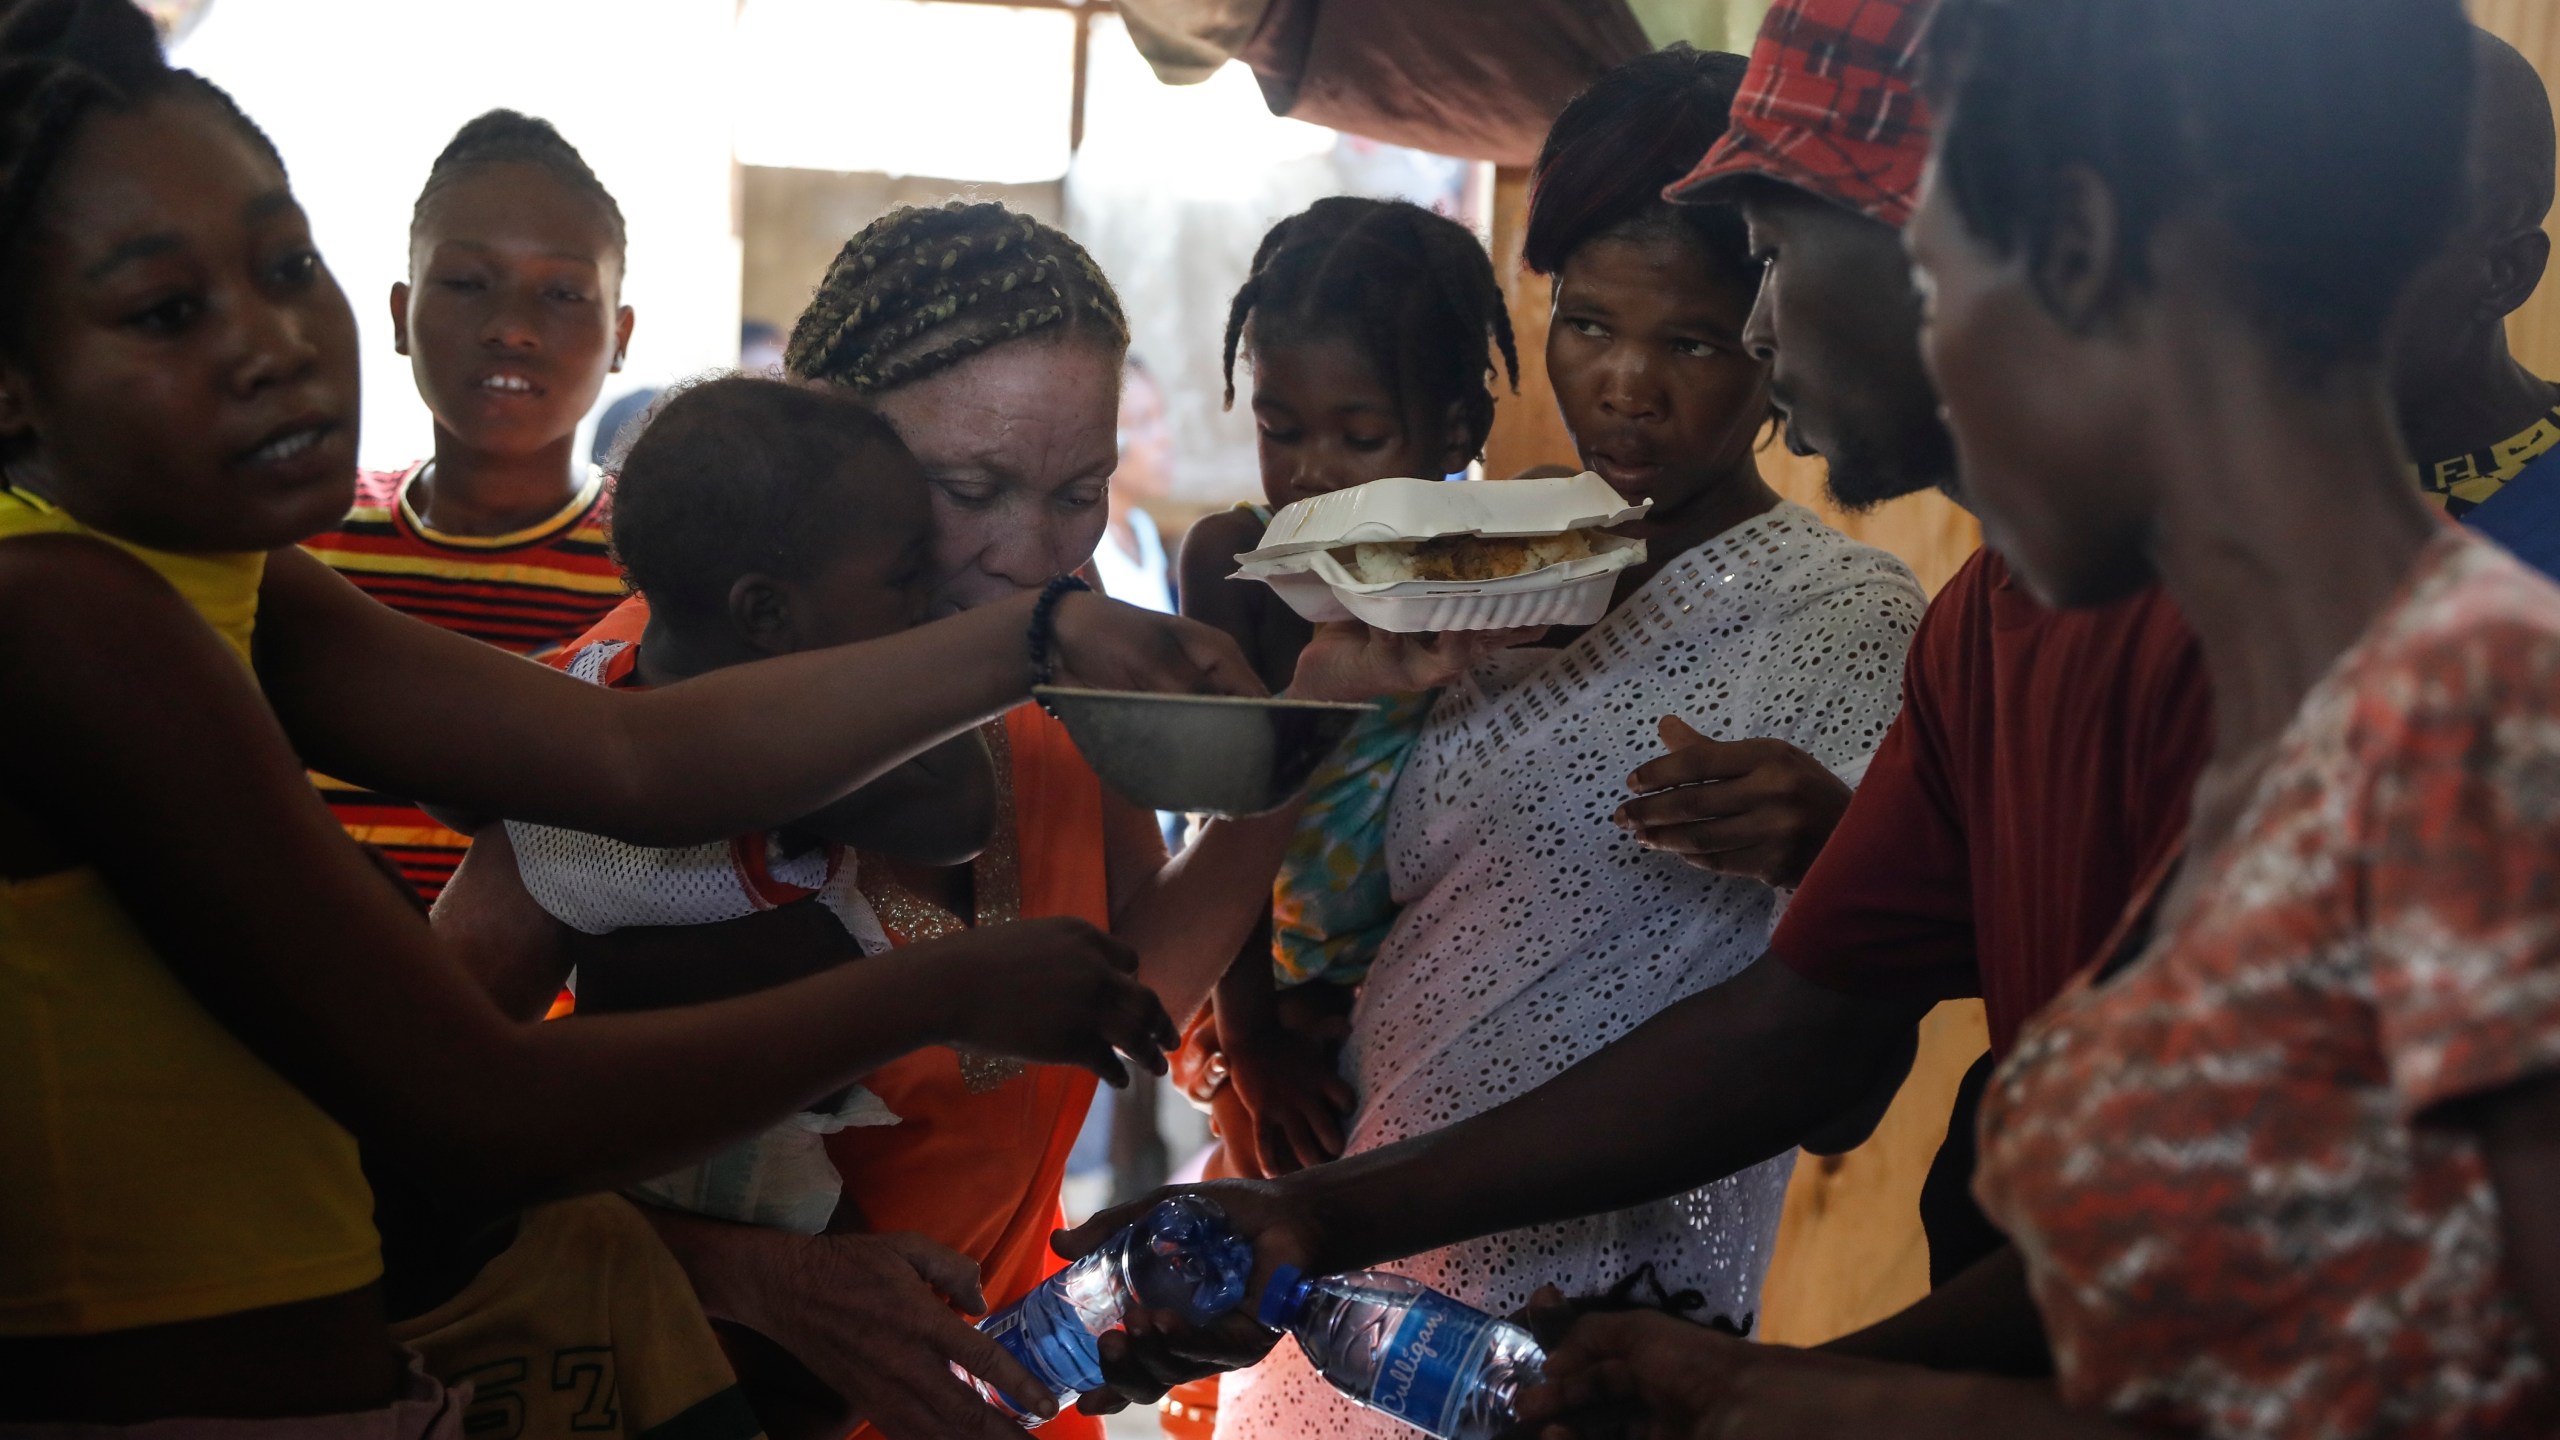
[0,2,1280,1430]
[487,200,1528,1439]
[1175,197,1528,1191]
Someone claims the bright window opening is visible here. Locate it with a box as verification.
[734,0,1077,181]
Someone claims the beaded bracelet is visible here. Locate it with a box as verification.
[1026,574,1091,704]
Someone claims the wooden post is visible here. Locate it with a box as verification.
[1482,166,1583,479]
[1070,5,1093,155]
[2476,0,2560,380]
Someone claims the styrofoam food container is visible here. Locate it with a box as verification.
[1287,532,1643,631]
[1236,473,1647,567]
[1233,473,1648,632]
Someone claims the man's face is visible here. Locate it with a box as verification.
[1738,184,1957,509]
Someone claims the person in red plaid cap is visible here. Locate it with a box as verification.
[1054,0,2560,1415]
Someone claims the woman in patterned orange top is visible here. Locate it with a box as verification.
[1517,2,2560,1439]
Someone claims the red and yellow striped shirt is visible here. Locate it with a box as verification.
[302,463,627,901]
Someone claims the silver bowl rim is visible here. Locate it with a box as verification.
[1029,685,1380,716]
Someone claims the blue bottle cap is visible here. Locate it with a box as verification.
[1255,1264,1308,1331]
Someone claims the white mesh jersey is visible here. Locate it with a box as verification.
[507,642,891,949]
[1216,503,1926,1439]
[505,639,897,1233]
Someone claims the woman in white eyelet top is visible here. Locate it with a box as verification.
[1216,502,1922,1439]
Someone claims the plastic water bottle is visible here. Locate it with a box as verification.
[972,1194,1253,1423]
[1256,1266,1547,1440]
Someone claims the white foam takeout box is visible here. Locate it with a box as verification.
[1231,473,1649,632]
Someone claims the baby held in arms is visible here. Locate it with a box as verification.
[505,374,1000,1233]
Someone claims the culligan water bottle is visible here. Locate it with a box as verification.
[972,1194,1253,1423]
[1256,1266,1547,1440]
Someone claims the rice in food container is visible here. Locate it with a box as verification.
[1337,529,1604,585]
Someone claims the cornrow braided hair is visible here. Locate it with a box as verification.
[1222,196,1519,458]
[0,0,282,343]
[785,200,1127,395]
[413,108,626,256]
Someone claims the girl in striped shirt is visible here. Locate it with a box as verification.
[303,111,635,900]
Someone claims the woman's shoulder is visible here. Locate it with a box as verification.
[0,530,196,648]
[1176,507,1276,637]
[1765,501,1923,586]
[1178,506,1268,574]
[2354,534,2560,738]
[1669,501,1926,624]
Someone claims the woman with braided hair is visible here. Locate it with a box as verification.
[1173,196,1528,1197]
[0,2,1286,1430]
[515,200,1516,1439]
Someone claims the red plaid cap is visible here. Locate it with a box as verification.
[1669,0,1937,229]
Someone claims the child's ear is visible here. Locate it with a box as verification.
[612,304,635,374]
[2484,225,2553,323]
[726,573,795,656]
[388,281,412,358]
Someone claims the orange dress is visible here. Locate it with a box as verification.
[559,598,1112,1440]
[832,703,1108,1440]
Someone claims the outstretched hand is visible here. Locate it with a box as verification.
[917,917,1177,1087]
[1517,1308,1996,1440]
[1520,1308,1774,1440]
[1286,621,1546,703]
[658,1221,1054,1440]
[1049,592,1269,698]
[1614,717,1852,888]
[1223,1020,1356,1177]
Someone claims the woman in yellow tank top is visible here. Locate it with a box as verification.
[0,4,1281,1427]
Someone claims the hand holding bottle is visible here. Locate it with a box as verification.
[971,1194,1255,1422]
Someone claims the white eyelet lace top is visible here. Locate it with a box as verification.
[1216,501,1925,1439]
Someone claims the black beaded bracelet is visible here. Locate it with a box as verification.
[1026,574,1091,701]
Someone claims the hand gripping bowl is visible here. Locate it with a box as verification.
[1232,473,1649,632]
[1030,688,1378,817]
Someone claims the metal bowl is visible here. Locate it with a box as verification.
[1030,687,1378,817]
